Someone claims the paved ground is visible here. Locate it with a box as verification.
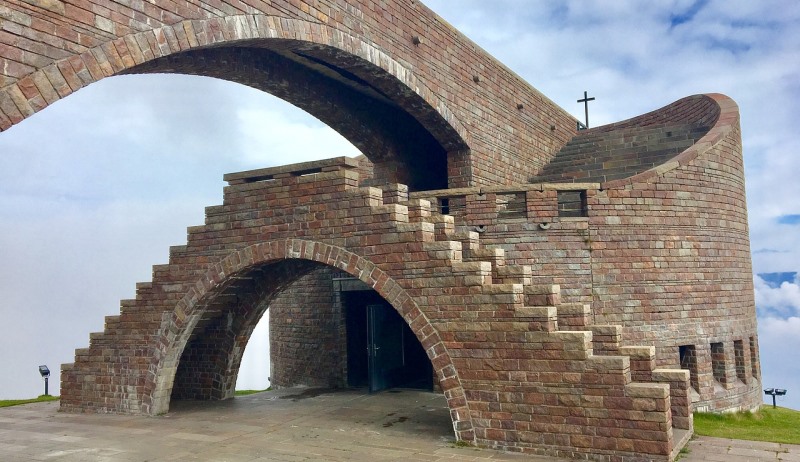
[1,388,798,461]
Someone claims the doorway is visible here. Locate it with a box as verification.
[342,289,433,393]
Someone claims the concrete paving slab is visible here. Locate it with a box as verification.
[1,388,798,462]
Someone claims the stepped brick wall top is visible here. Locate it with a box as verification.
[59,153,696,460]
[531,95,720,184]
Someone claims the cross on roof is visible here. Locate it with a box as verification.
[577,91,595,128]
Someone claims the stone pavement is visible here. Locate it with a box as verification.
[0,388,797,461]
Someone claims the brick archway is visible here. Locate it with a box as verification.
[2,16,472,190]
[148,238,474,441]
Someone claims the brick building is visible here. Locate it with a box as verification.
[0,0,759,460]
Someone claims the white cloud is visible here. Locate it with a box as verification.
[758,317,800,410]
[237,314,271,391]
[754,275,800,318]
[236,107,360,167]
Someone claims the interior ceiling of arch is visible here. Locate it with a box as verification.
[185,259,321,343]
[121,40,467,191]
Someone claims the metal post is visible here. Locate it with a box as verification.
[772,393,776,408]
[44,376,49,396]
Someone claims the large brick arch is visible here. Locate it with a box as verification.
[3,16,471,190]
[115,17,472,190]
[0,1,579,187]
[148,239,474,438]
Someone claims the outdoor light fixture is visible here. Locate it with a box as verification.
[764,388,787,408]
[38,365,50,396]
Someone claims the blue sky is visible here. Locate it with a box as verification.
[1,0,798,410]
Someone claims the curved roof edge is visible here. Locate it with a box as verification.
[601,93,739,190]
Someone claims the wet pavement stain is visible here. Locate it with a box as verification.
[383,416,409,427]
[279,388,337,401]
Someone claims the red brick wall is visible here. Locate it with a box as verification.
[269,266,346,389]
[412,94,761,413]
[59,156,691,460]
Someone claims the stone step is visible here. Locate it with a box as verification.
[406,198,432,221]
[555,303,590,329]
[395,221,435,243]
[652,368,693,430]
[120,299,139,314]
[448,229,480,253]
[381,183,409,205]
[619,345,656,381]
[135,282,152,300]
[104,315,121,330]
[430,214,455,240]
[422,240,463,262]
[587,324,622,354]
[514,305,557,332]
[369,203,409,223]
[450,261,492,286]
[495,264,531,285]
[471,283,524,311]
[523,284,560,307]
[464,247,505,270]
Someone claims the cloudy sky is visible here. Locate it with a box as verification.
[1,0,798,410]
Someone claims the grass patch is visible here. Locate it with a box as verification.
[694,406,800,444]
[450,439,476,449]
[234,388,271,396]
[0,395,59,408]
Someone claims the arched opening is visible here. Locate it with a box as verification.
[117,36,468,191]
[266,267,434,393]
[170,263,435,401]
[0,72,357,400]
[152,240,472,440]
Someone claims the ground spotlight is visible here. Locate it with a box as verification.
[763,388,787,408]
[38,365,50,396]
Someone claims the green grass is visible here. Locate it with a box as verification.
[0,395,59,408]
[234,388,271,396]
[694,406,800,444]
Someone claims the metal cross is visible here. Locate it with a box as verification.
[577,91,595,128]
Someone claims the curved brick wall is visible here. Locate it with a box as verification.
[590,94,760,412]
[531,95,720,184]
[413,94,760,413]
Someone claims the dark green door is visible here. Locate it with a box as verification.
[367,304,405,392]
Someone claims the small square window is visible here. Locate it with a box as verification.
[557,191,587,217]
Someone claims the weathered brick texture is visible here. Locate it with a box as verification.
[412,94,761,414]
[1,1,760,460]
[53,154,693,460]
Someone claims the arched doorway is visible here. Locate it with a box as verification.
[148,240,474,440]
[267,267,434,393]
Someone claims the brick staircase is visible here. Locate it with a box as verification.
[370,185,692,458]
[61,157,691,460]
